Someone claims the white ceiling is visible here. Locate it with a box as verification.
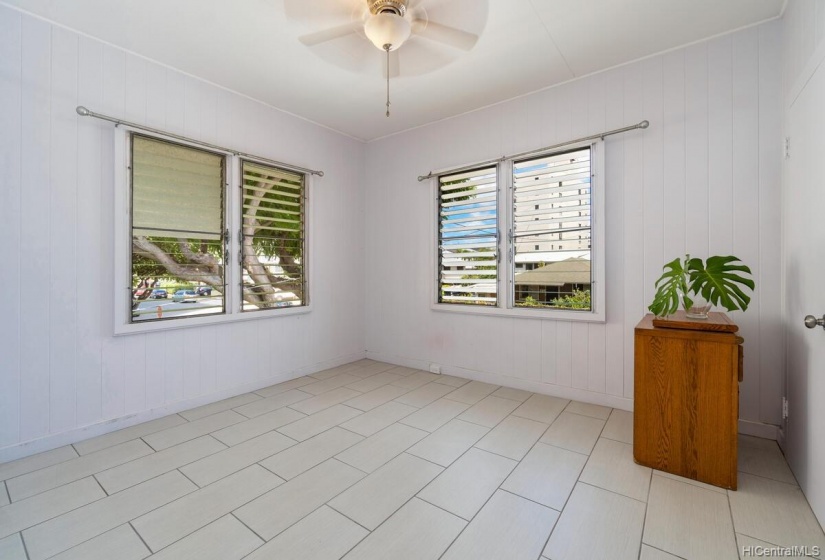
[3,0,785,141]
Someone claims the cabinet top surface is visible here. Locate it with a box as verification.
[637,312,740,336]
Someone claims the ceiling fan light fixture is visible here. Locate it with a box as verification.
[364,12,411,51]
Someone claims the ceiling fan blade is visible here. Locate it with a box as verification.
[285,0,365,26]
[412,19,479,51]
[299,22,363,47]
[382,50,400,79]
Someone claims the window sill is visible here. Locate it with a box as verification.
[113,304,312,336]
[431,302,605,323]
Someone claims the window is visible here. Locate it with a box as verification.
[130,135,226,322]
[437,166,498,306]
[434,142,604,321]
[512,147,593,311]
[240,161,306,311]
[116,130,310,334]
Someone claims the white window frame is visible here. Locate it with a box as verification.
[113,127,313,336]
[431,140,605,322]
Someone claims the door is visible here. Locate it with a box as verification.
[783,44,825,527]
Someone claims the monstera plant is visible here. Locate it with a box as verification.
[648,254,755,318]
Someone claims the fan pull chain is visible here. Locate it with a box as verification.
[384,44,391,117]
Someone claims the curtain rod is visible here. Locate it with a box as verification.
[76,106,324,178]
[417,119,649,182]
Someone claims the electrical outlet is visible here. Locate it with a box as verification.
[785,137,791,159]
[429,363,441,374]
[782,397,789,420]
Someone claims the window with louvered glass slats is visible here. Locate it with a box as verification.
[130,134,225,322]
[512,147,592,310]
[241,160,306,312]
[438,166,498,306]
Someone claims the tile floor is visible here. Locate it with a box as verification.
[1,359,823,560]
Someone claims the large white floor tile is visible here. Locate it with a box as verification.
[540,411,605,455]
[210,407,305,447]
[22,470,196,560]
[432,375,472,388]
[728,473,825,552]
[49,525,149,560]
[406,419,489,467]
[336,423,428,472]
[344,384,411,412]
[643,475,737,559]
[543,483,645,560]
[399,398,470,432]
[73,416,187,456]
[330,453,442,529]
[475,415,549,460]
[457,396,520,428]
[491,387,533,402]
[442,490,558,560]
[346,371,405,393]
[395,382,456,408]
[276,405,362,442]
[246,506,368,560]
[0,534,28,560]
[340,401,417,437]
[418,448,516,520]
[737,442,797,485]
[302,374,362,396]
[147,515,262,560]
[180,431,295,487]
[444,381,500,405]
[0,477,105,538]
[391,372,441,390]
[254,377,317,398]
[178,393,261,421]
[233,390,313,418]
[501,442,586,511]
[579,438,651,502]
[0,483,7,507]
[235,459,364,540]
[95,435,225,494]
[601,409,633,444]
[638,544,684,560]
[343,498,466,560]
[260,427,363,480]
[7,439,153,501]
[512,394,569,424]
[289,387,363,415]
[736,534,822,560]
[142,410,246,451]
[565,401,612,420]
[133,465,281,552]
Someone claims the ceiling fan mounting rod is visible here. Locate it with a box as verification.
[368,0,407,17]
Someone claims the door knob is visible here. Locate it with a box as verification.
[804,315,825,330]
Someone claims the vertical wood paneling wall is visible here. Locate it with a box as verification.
[0,6,367,460]
[365,22,784,427]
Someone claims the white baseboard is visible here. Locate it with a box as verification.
[0,351,366,463]
[738,418,780,440]
[366,351,634,411]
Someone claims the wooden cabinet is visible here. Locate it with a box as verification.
[633,312,743,490]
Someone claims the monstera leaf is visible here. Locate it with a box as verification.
[648,257,691,317]
[687,255,754,312]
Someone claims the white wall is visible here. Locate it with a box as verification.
[780,0,825,528]
[365,21,784,429]
[0,6,366,461]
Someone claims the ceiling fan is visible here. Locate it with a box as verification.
[284,0,489,116]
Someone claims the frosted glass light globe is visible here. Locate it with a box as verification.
[364,12,411,51]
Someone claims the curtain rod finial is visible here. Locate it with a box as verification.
[76,106,90,116]
[640,120,650,129]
